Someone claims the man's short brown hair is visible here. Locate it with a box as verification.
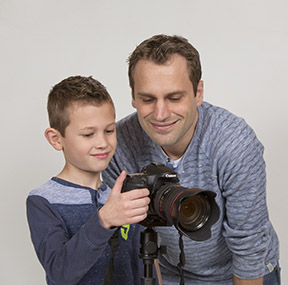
[128,34,202,96]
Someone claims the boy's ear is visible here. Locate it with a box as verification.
[44,128,63,151]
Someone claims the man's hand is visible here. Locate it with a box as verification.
[99,171,150,229]
[233,275,263,285]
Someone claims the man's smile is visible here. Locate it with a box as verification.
[150,120,178,131]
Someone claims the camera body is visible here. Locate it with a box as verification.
[122,162,179,227]
[122,163,220,241]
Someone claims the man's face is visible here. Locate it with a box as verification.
[131,54,203,159]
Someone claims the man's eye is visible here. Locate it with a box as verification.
[169,96,181,102]
[141,97,154,103]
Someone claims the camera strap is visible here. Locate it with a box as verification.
[177,231,186,285]
[104,227,120,285]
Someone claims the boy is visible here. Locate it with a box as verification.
[26,76,150,284]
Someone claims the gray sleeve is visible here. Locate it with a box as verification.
[217,120,271,278]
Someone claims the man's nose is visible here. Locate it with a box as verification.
[153,101,169,121]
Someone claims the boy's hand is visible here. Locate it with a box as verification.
[99,171,150,229]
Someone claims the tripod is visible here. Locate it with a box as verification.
[139,227,166,285]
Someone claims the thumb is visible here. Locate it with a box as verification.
[110,170,126,195]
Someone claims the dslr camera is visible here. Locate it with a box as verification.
[122,163,219,241]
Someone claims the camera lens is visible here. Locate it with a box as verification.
[178,195,210,231]
[154,185,212,232]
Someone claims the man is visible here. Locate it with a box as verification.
[103,35,280,284]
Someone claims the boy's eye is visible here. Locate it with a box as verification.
[82,133,94,137]
[105,128,115,134]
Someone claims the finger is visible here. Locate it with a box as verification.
[127,212,148,224]
[130,205,149,216]
[127,197,150,209]
[122,188,150,200]
[110,171,126,195]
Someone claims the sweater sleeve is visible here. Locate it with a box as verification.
[26,195,116,284]
[218,120,271,279]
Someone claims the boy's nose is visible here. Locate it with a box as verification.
[94,135,108,148]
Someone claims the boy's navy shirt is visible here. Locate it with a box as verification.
[26,177,143,285]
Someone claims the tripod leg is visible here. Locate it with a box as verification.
[140,227,158,285]
[154,259,163,285]
[141,260,156,285]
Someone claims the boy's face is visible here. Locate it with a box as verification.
[60,101,116,176]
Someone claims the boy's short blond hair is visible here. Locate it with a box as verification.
[47,76,114,136]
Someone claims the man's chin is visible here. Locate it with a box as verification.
[149,135,176,148]
[141,124,177,145]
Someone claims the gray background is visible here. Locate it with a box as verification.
[1,0,287,284]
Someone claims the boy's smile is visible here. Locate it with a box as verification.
[90,152,110,159]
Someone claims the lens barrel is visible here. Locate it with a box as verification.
[178,195,210,231]
[153,184,219,241]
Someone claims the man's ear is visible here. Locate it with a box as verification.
[44,128,63,151]
[132,97,137,109]
[131,89,137,109]
[196,80,204,107]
